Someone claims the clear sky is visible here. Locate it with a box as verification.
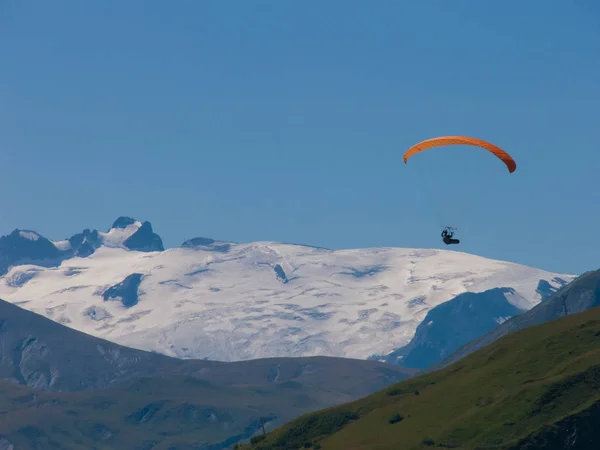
[1,1,599,275]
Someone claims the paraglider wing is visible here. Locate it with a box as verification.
[403,136,516,173]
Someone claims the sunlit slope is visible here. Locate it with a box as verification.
[242,304,600,450]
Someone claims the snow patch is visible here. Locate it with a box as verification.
[19,231,40,241]
[52,240,72,251]
[502,288,534,310]
[98,222,142,248]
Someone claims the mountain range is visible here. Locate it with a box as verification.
[241,272,600,450]
[430,267,600,371]
[0,296,414,449]
[0,216,576,365]
[0,214,593,448]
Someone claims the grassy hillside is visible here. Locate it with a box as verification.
[241,305,600,450]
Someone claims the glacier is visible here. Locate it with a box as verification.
[0,221,575,362]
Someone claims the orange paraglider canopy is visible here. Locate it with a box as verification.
[403,136,516,173]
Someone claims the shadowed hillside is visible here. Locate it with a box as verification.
[0,298,415,449]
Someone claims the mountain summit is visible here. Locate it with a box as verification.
[0,217,164,277]
[0,217,575,362]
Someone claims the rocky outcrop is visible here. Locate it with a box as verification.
[123,221,164,252]
[431,269,600,371]
[103,273,144,308]
[0,230,64,276]
[181,237,230,253]
[385,287,525,369]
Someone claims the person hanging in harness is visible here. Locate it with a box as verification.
[441,228,460,245]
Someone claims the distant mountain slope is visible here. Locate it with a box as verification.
[0,297,414,449]
[384,287,527,369]
[0,364,410,450]
[242,304,600,450]
[0,217,574,362]
[0,295,181,391]
[431,268,600,371]
[0,296,414,390]
[0,217,163,278]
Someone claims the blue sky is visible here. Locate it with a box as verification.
[1,1,599,274]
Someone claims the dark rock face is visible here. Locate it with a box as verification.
[111,216,137,229]
[103,273,144,308]
[0,230,64,276]
[182,237,215,247]
[68,228,102,257]
[0,216,166,276]
[123,221,164,252]
[536,277,569,301]
[181,237,230,253]
[432,270,600,371]
[385,288,525,369]
[273,264,288,283]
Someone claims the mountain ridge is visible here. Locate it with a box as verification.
[0,296,414,449]
[0,216,576,363]
[430,267,600,372]
[0,295,415,392]
[384,287,527,368]
[241,300,600,450]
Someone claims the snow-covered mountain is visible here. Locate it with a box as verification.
[0,217,163,277]
[0,217,576,362]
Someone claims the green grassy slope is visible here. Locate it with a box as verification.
[242,305,600,450]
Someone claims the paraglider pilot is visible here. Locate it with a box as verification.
[441,228,460,245]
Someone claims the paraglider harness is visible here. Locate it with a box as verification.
[441,227,460,245]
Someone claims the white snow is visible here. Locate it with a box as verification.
[52,240,72,251]
[19,231,40,241]
[0,241,576,362]
[97,221,142,248]
[495,316,511,325]
[50,222,141,253]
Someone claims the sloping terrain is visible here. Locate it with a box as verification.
[0,217,574,362]
[0,295,184,391]
[0,363,412,450]
[385,287,527,369]
[241,304,600,450]
[432,268,600,371]
[0,298,414,448]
